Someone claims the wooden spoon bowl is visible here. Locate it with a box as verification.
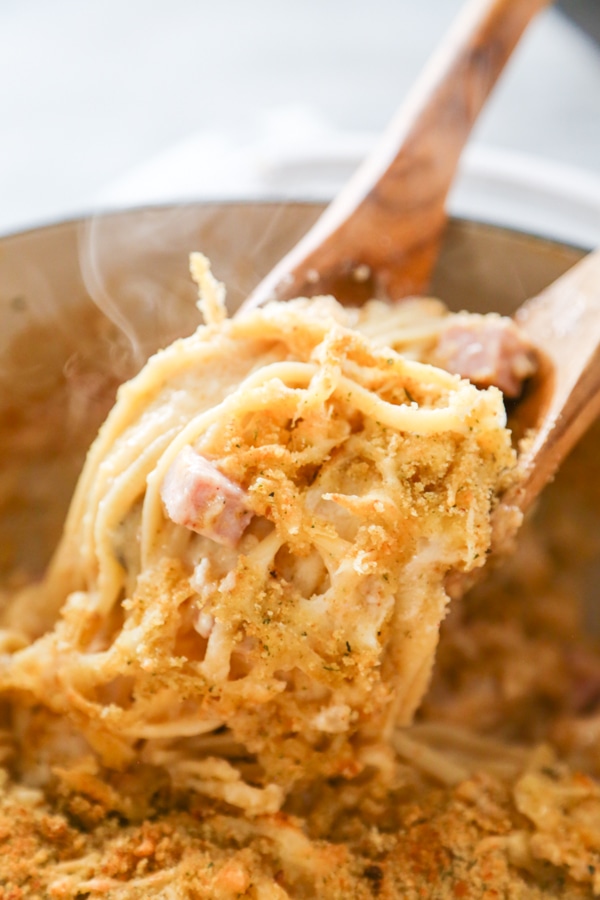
[507,250,600,512]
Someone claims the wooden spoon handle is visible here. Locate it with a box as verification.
[508,249,600,512]
[243,0,548,311]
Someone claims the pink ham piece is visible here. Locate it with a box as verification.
[161,446,253,547]
[433,315,537,398]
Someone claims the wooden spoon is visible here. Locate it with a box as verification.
[238,0,600,518]
[242,0,549,310]
[505,250,600,513]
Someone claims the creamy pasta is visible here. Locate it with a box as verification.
[0,255,519,812]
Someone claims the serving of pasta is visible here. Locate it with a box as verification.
[1,253,600,898]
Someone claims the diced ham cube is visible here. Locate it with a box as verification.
[433,315,537,398]
[161,446,253,547]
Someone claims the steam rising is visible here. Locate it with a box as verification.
[78,207,201,372]
[76,202,323,364]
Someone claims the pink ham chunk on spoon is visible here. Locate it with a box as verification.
[433,315,537,398]
[161,446,253,547]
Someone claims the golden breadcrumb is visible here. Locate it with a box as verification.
[0,751,598,899]
[3,262,599,899]
[0,290,516,808]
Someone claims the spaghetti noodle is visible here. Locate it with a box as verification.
[0,255,518,810]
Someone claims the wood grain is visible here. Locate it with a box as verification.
[242,0,549,311]
[506,249,600,512]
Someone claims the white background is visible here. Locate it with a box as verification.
[1,0,600,236]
